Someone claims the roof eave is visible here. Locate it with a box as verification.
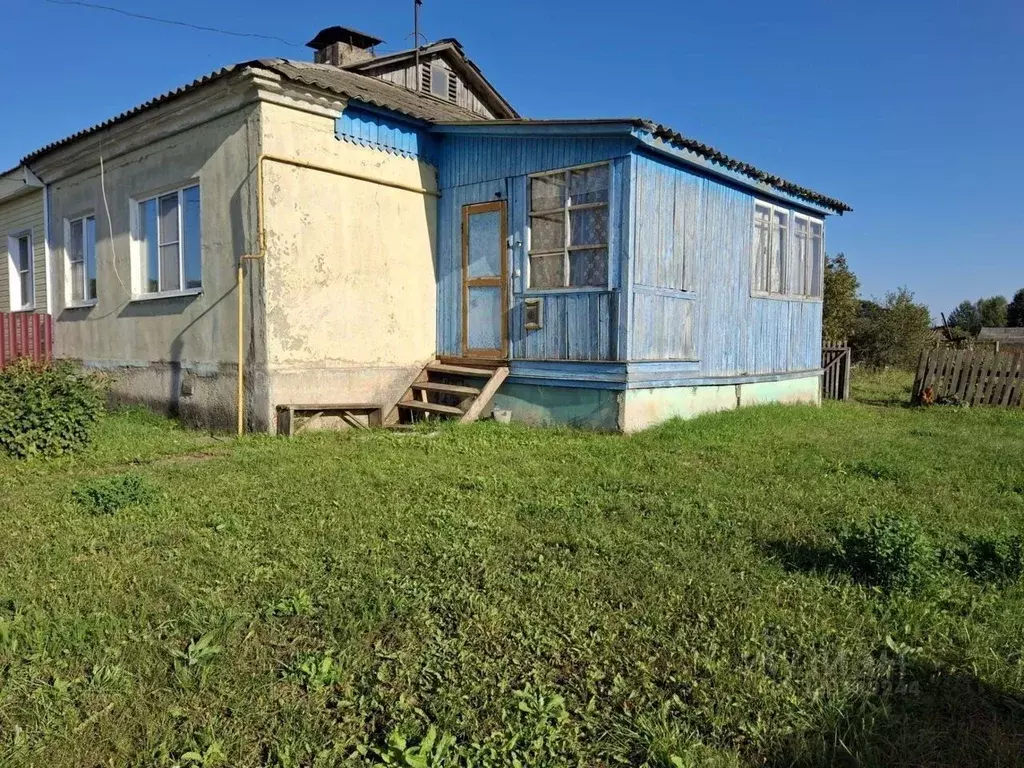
[0,165,44,203]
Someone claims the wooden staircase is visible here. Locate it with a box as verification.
[389,361,509,426]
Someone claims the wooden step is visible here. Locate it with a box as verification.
[398,400,466,417]
[412,381,481,397]
[426,363,494,377]
[460,366,510,423]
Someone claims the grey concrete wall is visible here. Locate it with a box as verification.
[43,85,266,430]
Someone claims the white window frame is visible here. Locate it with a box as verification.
[527,161,612,293]
[65,214,98,307]
[751,200,823,301]
[792,212,825,299]
[7,230,34,311]
[130,183,202,301]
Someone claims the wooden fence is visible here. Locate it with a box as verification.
[0,313,53,369]
[822,345,851,401]
[912,347,1024,407]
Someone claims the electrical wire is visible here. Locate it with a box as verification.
[42,0,305,48]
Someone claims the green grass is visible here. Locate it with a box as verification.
[1,372,1023,767]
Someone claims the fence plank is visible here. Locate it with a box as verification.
[0,312,54,369]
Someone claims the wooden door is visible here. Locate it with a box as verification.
[461,201,508,358]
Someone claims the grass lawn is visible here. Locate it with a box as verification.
[1,374,1023,767]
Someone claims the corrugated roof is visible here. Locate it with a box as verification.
[20,58,484,165]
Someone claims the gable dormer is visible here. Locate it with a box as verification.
[305,27,518,120]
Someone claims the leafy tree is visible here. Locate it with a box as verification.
[1008,289,1024,327]
[978,295,1008,329]
[851,288,933,369]
[822,253,860,343]
[947,300,982,336]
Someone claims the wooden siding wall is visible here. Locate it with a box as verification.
[337,104,438,162]
[630,153,822,374]
[436,135,634,360]
[0,189,47,314]
[365,56,499,119]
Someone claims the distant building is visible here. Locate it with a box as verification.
[978,328,1024,351]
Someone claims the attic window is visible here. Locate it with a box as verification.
[429,63,451,101]
[528,163,610,290]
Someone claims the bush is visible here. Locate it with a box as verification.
[0,360,105,458]
[833,512,936,591]
[949,534,1024,585]
[72,473,159,515]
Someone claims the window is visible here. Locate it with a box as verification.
[7,232,33,309]
[430,63,450,100]
[528,163,610,289]
[752,201,823,299]
[791,214,824,298]
[67,215,97,304]
[133,184,201,296]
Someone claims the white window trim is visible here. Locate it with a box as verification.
[64,214,98,308]
[527,161,612,292]
[751,200,824,302]
[792,212,825,300]
[130,183,201,300]
[7,230,35,311]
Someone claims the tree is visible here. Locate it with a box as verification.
[977,295,1008,328]
[851,288,932,369]
[822,253,860,343]
[947,300,982,336]
[1008,289,1024,327]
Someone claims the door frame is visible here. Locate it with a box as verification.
[461,200,509,359]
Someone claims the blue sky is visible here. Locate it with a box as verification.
[3,0,1022,318]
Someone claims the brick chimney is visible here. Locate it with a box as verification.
[306,26,383,67]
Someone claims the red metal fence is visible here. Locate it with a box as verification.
[0,313,53,369]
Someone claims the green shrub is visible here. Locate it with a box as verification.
[0,360,105,458]
[72,473,159,515]
[833,512,936,591]
[950,534,1024,585]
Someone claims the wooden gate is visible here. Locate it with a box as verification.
[821,345,851,401]
[913,347,1024,407]
[0,313,53,369]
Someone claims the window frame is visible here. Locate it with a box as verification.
[751,199,824,302]
[527,161,612,293]
[791,212,825,299]
[7,230,34,311]
[130,183,202,301]
[65,213,98,307]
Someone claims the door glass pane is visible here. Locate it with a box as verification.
[530,211,564,253]
[467,286,501,350]
[85,216,97,300]
[569,248,607,287]
[531,173,565,211]
[467,209,501,278]
[569,206,608,247]
[139,199,159,293]
[529,252,564,289]
[182,186,202,289]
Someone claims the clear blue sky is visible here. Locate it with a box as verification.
[3,0,1022,318]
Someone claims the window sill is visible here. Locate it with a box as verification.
[66,300,98,310]
[8,306,36,313]
[750,292,822,303]
[129,288,203,303]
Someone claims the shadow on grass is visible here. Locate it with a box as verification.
[768,660,1024,767]
[760,539,841,577]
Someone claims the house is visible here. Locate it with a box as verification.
[0,165,49,316]
[14,25,850,432]
[978,328,1024,352]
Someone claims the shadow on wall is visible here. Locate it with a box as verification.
[768,659,1024,767]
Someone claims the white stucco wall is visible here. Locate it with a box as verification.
[258,100,438,429]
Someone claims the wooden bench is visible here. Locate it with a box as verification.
[277,403,383,437]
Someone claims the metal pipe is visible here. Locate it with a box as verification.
[235,151,439,435]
